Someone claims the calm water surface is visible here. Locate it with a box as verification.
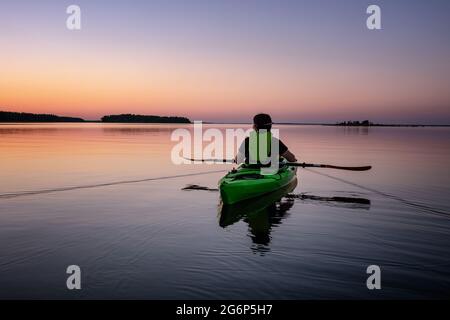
[0,123,449,299]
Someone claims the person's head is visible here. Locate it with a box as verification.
[253,113,272,131]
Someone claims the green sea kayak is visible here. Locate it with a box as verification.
[218,178,298,227]
[219,164,297,205]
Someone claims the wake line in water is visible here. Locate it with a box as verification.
[306,169,449,218]
[0,170,227,199]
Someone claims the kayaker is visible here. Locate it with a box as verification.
[236,113,297,166]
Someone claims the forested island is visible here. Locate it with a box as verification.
[0,111,191,123]
[0,111,85,122]
[336,120,373,126]
[334,120,431,127]
[101,114,191,123]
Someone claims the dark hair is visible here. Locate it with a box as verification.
[253,113,272,131]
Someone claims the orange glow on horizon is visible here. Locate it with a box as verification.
[1,39,449,123]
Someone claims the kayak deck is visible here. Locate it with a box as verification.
[219,165,297,205]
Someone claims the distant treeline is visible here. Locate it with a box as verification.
[336,120,373,126]
[334,120,429,127]
[101,114,191,123]
[0,111,191,123]
[0,111,85,122]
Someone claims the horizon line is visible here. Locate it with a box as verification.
[1,110,449,127]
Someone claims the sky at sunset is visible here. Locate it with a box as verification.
[1,0,449,124]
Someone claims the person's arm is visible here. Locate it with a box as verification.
[281,149,297,162]
[278,139,297,162]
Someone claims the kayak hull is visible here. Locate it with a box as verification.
[219,165,297,205]
[218,178,298,227]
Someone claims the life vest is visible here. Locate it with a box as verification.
[248,130,271,166]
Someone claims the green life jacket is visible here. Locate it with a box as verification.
[248,130,271,166]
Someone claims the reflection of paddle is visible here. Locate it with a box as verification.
[286,193,371,210]
[286,193,370,205]
[183,157,372,171]
[182,184,218,191]
[182,185,371,208]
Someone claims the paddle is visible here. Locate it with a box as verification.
[183,158,372,171]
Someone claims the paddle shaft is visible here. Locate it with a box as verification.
[184,158,235,163]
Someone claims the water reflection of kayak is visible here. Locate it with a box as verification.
[218,179,297,252]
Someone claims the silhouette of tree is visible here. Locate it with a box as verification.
[101,114,191,123]
[0,111,84,122]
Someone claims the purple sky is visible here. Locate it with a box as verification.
[1,0,449,124]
